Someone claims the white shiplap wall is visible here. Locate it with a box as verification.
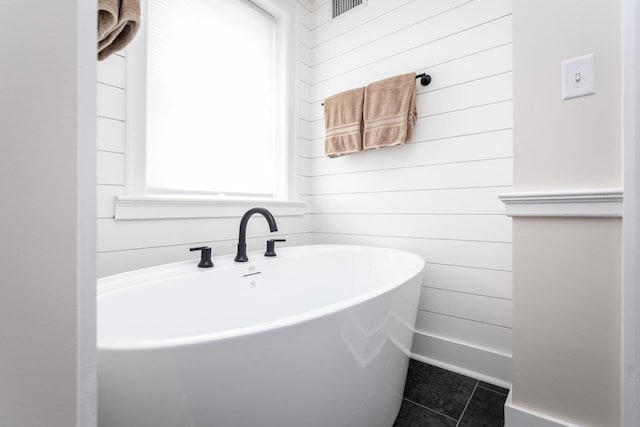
[305,0,513,383]
[95,3,315,277]
[96,0,513,383]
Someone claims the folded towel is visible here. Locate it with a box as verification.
[98,0,141,61]
[98,0,119,42]
[324,87,365,158]
[363,73,417,150]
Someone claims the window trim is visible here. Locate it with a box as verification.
[120,0,302,220]
[114,197,306,220]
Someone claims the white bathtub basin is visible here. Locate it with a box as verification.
[98,244,424,427]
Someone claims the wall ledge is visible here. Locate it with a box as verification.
[498,188,623,218]
[114,197,306,220]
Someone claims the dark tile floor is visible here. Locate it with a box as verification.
[394,359,509,426]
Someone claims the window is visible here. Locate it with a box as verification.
[146,0,278,198]
[123,0,298,214]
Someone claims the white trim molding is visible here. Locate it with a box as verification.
[411,331,512,387]
[114,197,306,220]
[499,188,623,218]
[504,390,579,427]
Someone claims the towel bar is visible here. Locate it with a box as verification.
[321,73,430,106]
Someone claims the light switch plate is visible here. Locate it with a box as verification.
[561,54,595,100]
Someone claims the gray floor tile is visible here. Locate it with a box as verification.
[403,359,478,420]
[393,399,457,427]
[458,387,507,427]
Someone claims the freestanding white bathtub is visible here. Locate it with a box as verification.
[98,245,424,427]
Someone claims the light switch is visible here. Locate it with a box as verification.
[561,54,595,100]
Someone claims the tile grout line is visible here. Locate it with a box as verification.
[402,397,459,423]
[456,381,479,426]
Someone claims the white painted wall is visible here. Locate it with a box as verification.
[512,219,621,427]
[513,3,621,191]
[96,3,314,278]
[303,0,513,383]
[0,0,96,425]
[511,0,622,425]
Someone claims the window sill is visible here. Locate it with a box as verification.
[113,197,306,220]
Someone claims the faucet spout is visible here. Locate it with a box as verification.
[235,207,278,262]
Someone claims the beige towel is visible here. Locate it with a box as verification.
[98,0,141,61]
[363,73,417,150]
[324,87,365,158]
[98,0,119,42]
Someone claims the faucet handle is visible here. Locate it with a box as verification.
[189,246,214,268]
[265,239,286,257]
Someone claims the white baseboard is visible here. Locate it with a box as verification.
[504,390,579,427]
[411,331,512,387]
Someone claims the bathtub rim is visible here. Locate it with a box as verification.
[98,244,425,352]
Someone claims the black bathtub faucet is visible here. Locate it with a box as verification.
[235,207,278,262]
[190,246,214,268]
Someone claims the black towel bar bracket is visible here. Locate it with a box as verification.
[415,73,431,86]
[321,73,431,106]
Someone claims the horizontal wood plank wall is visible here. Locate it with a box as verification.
[96,11,315,277]
[306,0,513,382]
[97,52,127,234]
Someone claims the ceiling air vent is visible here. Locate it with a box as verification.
[332,0,363,18]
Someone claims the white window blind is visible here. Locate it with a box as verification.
[146,0,277,197]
